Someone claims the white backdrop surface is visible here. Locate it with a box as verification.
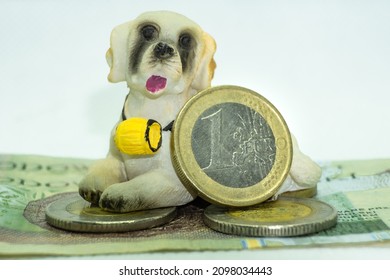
[1,0,389,161]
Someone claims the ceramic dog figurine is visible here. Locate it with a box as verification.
[79,11,321,212]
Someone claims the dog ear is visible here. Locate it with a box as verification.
[106,20,133,83]
[191,31,217,91]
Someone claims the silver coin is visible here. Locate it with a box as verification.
[45,193,177,233]
[192,102,276,188]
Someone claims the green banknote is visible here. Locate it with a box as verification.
[0,154,389,257]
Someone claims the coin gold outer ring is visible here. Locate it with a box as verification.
[172,85,292,206]
[203,197,338,237]
[171,85,293,207]
[45,193,177,233]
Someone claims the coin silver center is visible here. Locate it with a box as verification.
[191,102,276,188]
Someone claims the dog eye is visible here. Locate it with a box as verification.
[179,34,192,49]
[141,25,158,41]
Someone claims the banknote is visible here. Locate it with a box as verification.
[0,154,389,257]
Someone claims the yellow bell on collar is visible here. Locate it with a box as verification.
[114,118,162,155]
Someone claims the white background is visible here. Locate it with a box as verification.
[1,0,389,161]
[1,0,390,260]
[2,260,390,279]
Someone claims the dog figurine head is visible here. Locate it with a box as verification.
[105,11,216,98]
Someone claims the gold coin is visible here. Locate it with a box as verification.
[45,193,177,233]
[203,197,337,236]
[171,85,292,207]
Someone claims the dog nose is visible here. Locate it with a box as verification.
[154,42,174,59]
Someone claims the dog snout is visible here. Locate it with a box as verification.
[154,42,175,59]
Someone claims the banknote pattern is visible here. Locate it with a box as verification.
[0,154,389,257]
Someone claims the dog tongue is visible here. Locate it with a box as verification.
[146,75,167,93]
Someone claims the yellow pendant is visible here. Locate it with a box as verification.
[114,118,162,155]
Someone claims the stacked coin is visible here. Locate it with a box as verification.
[45,193,177,233]
[203,197,337,237]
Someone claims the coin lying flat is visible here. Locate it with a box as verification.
[171,85,292,207]
[203,197,337,237]
[45,193,177,233]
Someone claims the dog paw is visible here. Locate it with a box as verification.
[290,154,322,188]
[79,188,102,205]
[78,175,105,204]
[99,194,127,212]
[78,157,127,204]
[99,189,151,213]
[98,170,196,212]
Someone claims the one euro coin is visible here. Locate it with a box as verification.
[171,85,292,207]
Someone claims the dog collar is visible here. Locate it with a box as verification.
[162,120,174,132]
[121,93,174,131]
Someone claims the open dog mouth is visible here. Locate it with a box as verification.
[146,75,167,93]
